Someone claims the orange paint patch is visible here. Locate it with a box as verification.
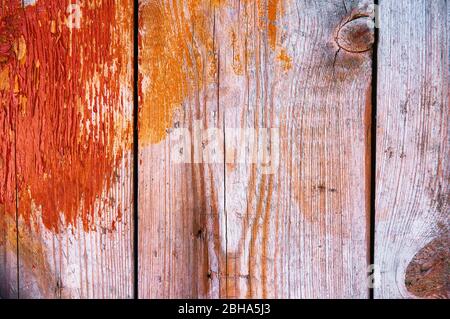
[267,0,280,50]
[0,66,9,91]
[230,30,244,75]
[139,0,289,145]
[139,0,216,144]
[1,0,133,233]
[277,49,292,71]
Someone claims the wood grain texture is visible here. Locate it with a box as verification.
[138,0,225,298]
[0,0,134,298]
[5,0,447,300]
[375,0,449,299]
[222,0,373,298]
[138,0,374,298]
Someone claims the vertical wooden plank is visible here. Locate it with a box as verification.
[375,0,449,299]
[0,0,19,299]
[139,0,374,298]
[138,0,225,298]
[6,0,134,298]
[221,0,373,298]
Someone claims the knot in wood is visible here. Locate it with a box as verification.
[405,236,449,298]
[336,16,374,53]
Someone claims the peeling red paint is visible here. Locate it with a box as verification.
[0,0,132,233]
[0,1,20,238]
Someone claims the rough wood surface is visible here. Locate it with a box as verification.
[138,0,225,298]
[0,0,18,299]
[375,0,449,299]
[2,0,447,300]
[1,0,134,298]
[221,0,373,298]
[138,0,374,298]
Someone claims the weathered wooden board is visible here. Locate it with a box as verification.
[3,0,447,300]
[139,0,374,298]
[0,0,19,299]
[375,0,449,299]
[138,0,225,298]
[1,0,134,298]
[221,0,373,298]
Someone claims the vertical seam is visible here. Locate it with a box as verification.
[369,0,380,300]
[133,0,139,300]
[14,0,26,300]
